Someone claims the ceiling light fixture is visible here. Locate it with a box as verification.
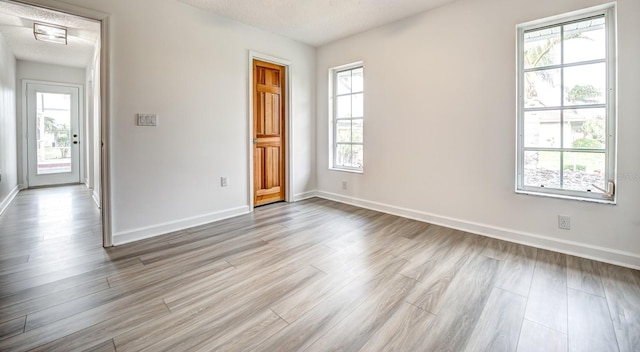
[33,22,67,45]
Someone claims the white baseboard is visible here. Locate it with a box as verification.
[112,205,251,246]
[293,191,318,202]
[316,191,640,270]
[0,185,20,216]
[91,190,101,209]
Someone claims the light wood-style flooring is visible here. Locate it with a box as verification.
[1,185,639,351]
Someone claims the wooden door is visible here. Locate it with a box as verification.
[253,60,286,207]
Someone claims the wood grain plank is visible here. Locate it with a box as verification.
[517,319,568,352]
[114,265,323,351]
[567,255,605,297]
[256,257,409,352]
[269,270,355,324]
[0,274,111,310]
[271,250,399,323]
[396,227,458,279]
[0,278,109,324]
[0,252,119,285]
[525,249,568,333]
[380,216,431,240]
[389,224,451,262]
[0,316,25,341]
[191,308,288,352]
[136,266,324,352]
[494,242,537,297]
[481,238,511,261]
[404,231,487,314]
[229,242,335,273]
[407,255,501,351]
[304,274,418,352]
[0,256,142,298]
[0,299,170,352]
[400,229,487,283]
[0,255,29,270]
[357,302,436,352]
[599,263,640,352]
[568,288,618,352]
[84,339,117,352]
[139,232,268,266]
[464,287,527,352]
[24,260,230,331]
[106,244,231,288]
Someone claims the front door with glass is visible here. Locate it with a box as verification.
[26,82,81,187]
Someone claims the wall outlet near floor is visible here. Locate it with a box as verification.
[558,215,571,230]
[342,181,347,190]
[221,177,228,187]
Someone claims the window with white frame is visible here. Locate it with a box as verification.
[331,64,364,171]
[516,5,616,202]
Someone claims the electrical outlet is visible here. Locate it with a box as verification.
[221,177,228,187]
[342,181,347,190]
[558,215,571,230]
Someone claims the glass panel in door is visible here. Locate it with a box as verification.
[36,92,72,175]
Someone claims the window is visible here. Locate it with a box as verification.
[331,63,364,171]
[516,5,616,202]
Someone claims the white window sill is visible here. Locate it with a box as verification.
[515,189,616,205]
[329,167,363,174]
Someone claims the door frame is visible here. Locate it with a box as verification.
[11,0,113,247]
[22,80,84,187]
[248,51,293,209]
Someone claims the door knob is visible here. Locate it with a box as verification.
[253,138,258,144]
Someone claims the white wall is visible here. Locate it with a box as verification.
[46,0,317,243]
[0,33,18,214]
[87,42,101,207]
[15,61,86,188]
[316,0,640,268]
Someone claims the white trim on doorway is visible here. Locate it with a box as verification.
[21,80,84,187]
[8,0,112,247]
[247,51,293,209]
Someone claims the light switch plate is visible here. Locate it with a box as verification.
[137,114,158,126]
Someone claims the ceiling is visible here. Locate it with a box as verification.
[0,0,457,68]
[178,0,458,46]
[0,0,99,68]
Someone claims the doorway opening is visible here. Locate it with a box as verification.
[25,81,83,187]
[1,0,111,246]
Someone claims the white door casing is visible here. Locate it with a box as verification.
[26,82,83,187]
